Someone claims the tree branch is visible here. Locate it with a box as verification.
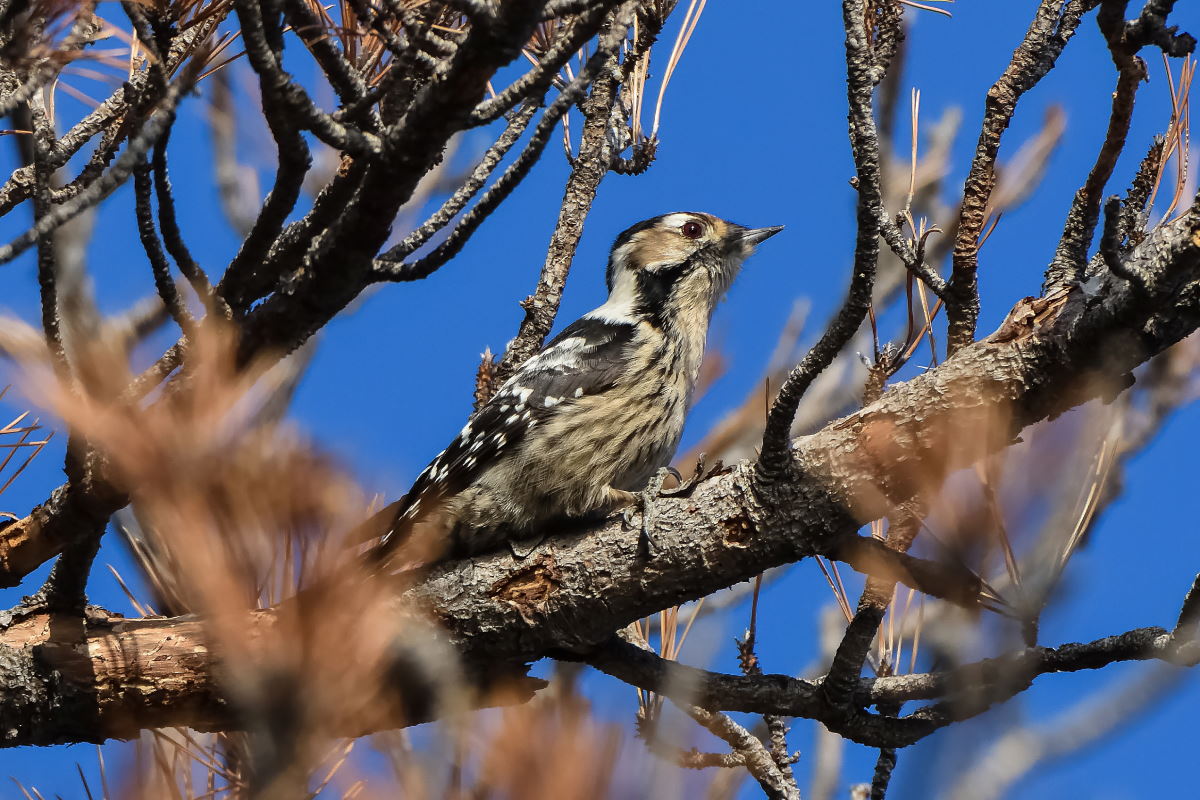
[488,4,636,392]
[1045,0,1194,292]
[5,594,1189,753]
[946,0,1094,353]
[587,617,1198,750]
[757,0,886,479]
[3,169,1200,754]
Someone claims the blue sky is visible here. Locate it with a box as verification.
[0,1,1198,797]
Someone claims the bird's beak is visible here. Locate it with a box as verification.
[739,225,785,245]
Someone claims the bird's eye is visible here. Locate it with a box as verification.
[681,220,704,239]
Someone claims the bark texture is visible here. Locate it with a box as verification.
[0,209,1196,749]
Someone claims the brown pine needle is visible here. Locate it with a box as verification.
[1152,54,1195,221]
[977,211,1003,249]
[1058,428,1120,571]
[651,0,707,137]
[0,431,53,497]
[899,0,954,17]
[906,87,920,213]
[57,81,103,109]
[107,564,153,618]
[816,556,854,623]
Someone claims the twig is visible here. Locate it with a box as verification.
[1044,0,1192,291]
[1100,193,1149,289]
[586,616,1199,751]
[282,0,372,110]
[134,154,194,333]
[29,101,71,383]
[263,157,368,277]
[151,131,222,314]
[878,210,947,298]
[0,77,195,267]
[820,504,923,799]
[220,0,314,312]
[946,0,1093,353]
[682,706,800,800]
[0,0,101,120]
[491,2,642,389]
[809,609,849,800]
[467,0,616,126]
[0,88,193,275]
[208,68,260,237]
[122,340,185,404]
[232,1,563,365]
[735,575,798,784]
[121,9,196,330]
[380,100,540,262]
[868,739,897,800]
[1171,573,1200,641]
[1120,136,1166,248]
[0,8,228,219]
[542,0,610,18]
[757,0,887,480]
[372,4,637,286]
[1125,0,1196,56]
[232,0,378,156]
[642,736,744,769]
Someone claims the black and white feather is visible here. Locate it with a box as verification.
[372,211,781,559]
[379,316,635,550]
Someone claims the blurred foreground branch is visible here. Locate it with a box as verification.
[3,204,1200,748]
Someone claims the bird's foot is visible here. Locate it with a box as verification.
[621,467,682,558]
[660,453,722,499]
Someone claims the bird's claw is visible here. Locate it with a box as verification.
[660,453,721,498]
[622,457,724,556]
[623,467,680,558]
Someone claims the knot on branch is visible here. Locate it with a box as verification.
[1124,3,1196,57]
[611,137,657,175]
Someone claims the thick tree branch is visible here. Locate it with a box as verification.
[339,208,1200,689]
[2,206,1198,747]
[7,203,1200,599]
[1,601,1192,751]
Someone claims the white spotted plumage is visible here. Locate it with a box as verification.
[373,212,781,559]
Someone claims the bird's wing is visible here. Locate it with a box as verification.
[377,316,637,548]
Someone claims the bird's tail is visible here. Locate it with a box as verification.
[349,489,456,570]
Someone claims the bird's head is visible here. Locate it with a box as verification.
[602,212,783,326]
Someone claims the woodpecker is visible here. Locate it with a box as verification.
[374,212,782,560]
